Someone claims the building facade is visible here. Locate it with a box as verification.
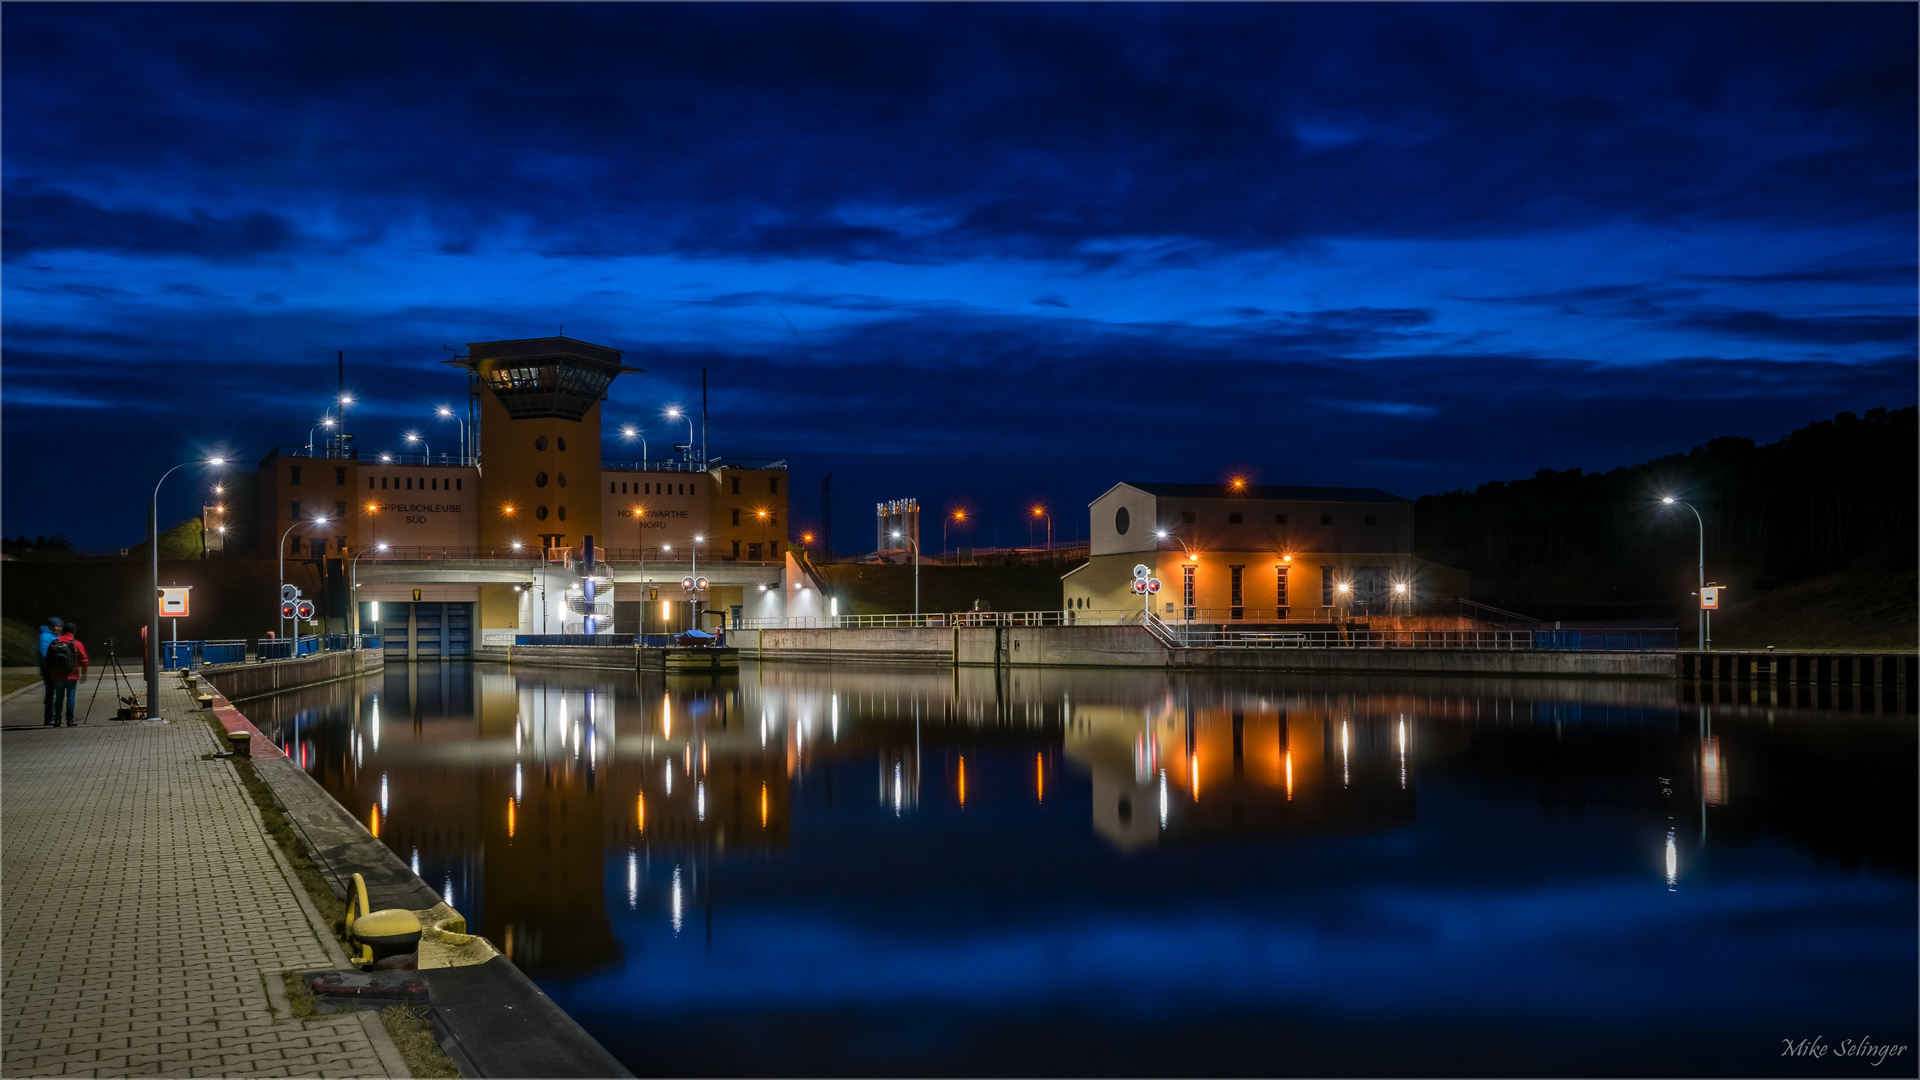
[1064,481,1466,622]
[248,336,795,647]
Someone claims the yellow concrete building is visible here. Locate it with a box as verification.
[1063,481,1466,623]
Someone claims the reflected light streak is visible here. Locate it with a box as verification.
[514,763,523,803]
[1399,718,1408,790]
[1158,768,1168,829]
[444,874,454,909]
[1342,719,1350,788]
[670,866,684,934]
[636,791,646,833]
[665,763,673,795]
[663,694,672,740]
[370,699,380,752]
[506,798,515,839]
[701,742,708,775]
[1665,828,1679,890]
[1036,753,1045,803]
[410,848,420,874]
[958,755,966,808]
[893,762,903,817]
[1285,750,1293,800]
[370,805,380,838]
[1189,752,1198,801]
[831,693,839,741]
[627,851,639,911]
[760,782,768,828]
[698,781,706,822]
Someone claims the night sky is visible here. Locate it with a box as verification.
[4,4,1914,550]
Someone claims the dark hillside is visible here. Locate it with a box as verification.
[1415,407,1917,619]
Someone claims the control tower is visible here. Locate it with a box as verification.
[448,336,643,553]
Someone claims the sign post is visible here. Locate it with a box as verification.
[1700,584,1721,652]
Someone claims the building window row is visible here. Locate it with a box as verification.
[365,476,461,491]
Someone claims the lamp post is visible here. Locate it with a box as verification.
[278,516,329,643]
[891,530,920,617]
[309,415,335,455]
[665,408,694,466]
[620,426,647,468]
[349,543,389,640]
[336,395,354,456]
[691,534,705,632]
[404,432,428,463]
[944,509,967,563]
[630,507,649,591]
[150,457,226,700]
[1661,496,1707,652]
[1156,529,1199,629]
[1030,505,1050,551]
[437,406,465,463]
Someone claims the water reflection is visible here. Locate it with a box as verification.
[244,663,1916,1075]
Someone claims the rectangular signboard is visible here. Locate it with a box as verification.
[160,586,192,617]
[1699,586,1720,610]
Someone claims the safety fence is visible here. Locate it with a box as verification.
[164,634,381,669]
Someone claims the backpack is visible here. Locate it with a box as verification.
[44,639,77,679]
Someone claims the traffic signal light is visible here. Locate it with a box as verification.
[294,600,315,621]
[280,601,297,620]
[281,584,298,603]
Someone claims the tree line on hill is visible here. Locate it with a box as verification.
[1412,406,1917,617]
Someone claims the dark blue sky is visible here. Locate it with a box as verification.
[4,4,1914,549]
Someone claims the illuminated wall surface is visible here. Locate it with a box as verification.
[243,664,1917,1074]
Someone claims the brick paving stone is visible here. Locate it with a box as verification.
[3,679,399,1078]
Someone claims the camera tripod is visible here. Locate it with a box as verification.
[83,638,145,724]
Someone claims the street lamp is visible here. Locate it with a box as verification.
[437,406,465,463]
[349,542,390,640]
[891,530,920,616]
[1030,505,1050,551]
[1661,496,1708,652]
[149,456,226,701]
[404,432,428,463]
[630,507,649,588]
[1156,528,1199,628]
[337,395,354,456]
[309,415,336,456]
[945,509,968,562]
[620,425,647,468]
[277,515,329,643]
[664,407,694,465]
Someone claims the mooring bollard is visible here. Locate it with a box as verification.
[226,731,251,758]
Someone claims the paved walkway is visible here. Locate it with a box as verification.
[2,677,409,1077]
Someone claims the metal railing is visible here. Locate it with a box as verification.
[602,456,788,473]
[352,546,784,566]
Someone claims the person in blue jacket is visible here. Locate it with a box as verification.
[36,618,62,667]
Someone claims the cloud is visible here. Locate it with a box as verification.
[1031,294,1070,308]
[1,182,298,260]
[1675,310,1917,346]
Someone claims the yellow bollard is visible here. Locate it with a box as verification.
[226,731,251,758]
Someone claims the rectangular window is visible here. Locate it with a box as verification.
[1364,514,1378,526]
[748,542,762,561]
[1183,565,1195,618]
[644,483,650,495]
[290,501,301,520]
[368,477,376,490]
[290,466,301,485]
[335,501,346,518]
[315,538,328,556]
[1228,513,1243,525]
[1275,514,1288,525]
[406,477,413,490]
[1322,565,1335,605]
[431,478,438,491]
[1276,566,1290,608]
[289,536,302,555]
[335,467,346,486]
[770,477,779,495]
[731,476,740,495]
[1230,565,1244,620]
[336,535,347,552]
[381,477,388,490]
[771,513,778,527]
[770,541,779,556]
[456,479,462,491]
[1320,514,1333,525]
[732,540,741,558]
[1182,511,1195,524]
[731,508,740,526]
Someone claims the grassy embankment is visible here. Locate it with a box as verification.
[1698,559,1917,652]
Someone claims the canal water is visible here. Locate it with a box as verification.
[245,663,1915,1076]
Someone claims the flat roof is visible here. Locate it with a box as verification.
[1118,482,1409,503]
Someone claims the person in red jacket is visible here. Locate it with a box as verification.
[43,625,89,726]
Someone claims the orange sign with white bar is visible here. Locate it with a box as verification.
[1699,586,1720,610]
[160,586,192,617]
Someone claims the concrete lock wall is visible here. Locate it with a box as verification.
[202,648,386,702]
[742,624,1677,678]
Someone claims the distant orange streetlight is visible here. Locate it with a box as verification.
[944,508,968,561]
[1229,476,1248,492]
[1030,505,1050,550]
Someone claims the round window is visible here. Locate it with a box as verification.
[557,472,567,488]
[534,436,548,451]
[535,472,548,487]
[557,506,567,521]
[535,505,549,521]
[557,436,567,452]
[1115,506,1130,535]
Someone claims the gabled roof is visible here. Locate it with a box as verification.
[1114,482,1410,503]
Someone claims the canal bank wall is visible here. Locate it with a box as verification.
[200,648,385,701]
[198,666,631,1078]
[741,624,1681,678]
